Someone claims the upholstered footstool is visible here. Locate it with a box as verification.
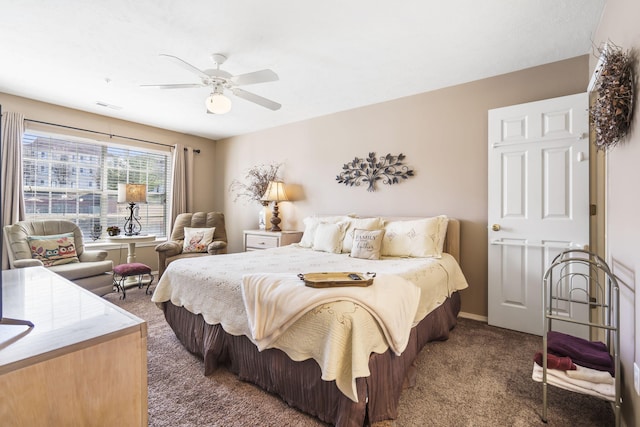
[112,262,154,299]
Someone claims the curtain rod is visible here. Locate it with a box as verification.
[24,118,201,154]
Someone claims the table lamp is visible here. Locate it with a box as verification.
[118,183,147,236]
[261,181,288,232]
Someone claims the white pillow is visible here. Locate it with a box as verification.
[183,227,215,253]
[341,217,384,253]
[312,222,348,253]
[350,228,385,260]
[381,217,444,258]
[436,215,449,254]
[299,215,351,248]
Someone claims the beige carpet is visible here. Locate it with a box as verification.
[104,288,614,426]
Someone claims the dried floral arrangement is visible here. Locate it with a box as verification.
[589,42,635,151]
[229,162,282,205]
[336,152,414,192]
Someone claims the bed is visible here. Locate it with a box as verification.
[152,215,468,426]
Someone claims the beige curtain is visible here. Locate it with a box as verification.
[1,111,26,269]
[169,144,194,233]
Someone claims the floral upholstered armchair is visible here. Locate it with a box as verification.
[154,212,228,278]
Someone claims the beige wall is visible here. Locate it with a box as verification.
[0,93,218,271]
[216,56,588,318]
[592,0,640,424]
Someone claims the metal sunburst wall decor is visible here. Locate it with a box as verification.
[336,152,414,192]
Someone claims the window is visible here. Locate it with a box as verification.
[23,132,171,240]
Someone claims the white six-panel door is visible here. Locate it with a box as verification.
[488,93,590,336]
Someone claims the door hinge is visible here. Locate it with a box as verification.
[590,204,597,216]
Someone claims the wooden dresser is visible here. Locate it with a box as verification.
[0,267,147,426]
[243,229,303,251]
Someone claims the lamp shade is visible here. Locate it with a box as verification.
[117,183,147,203]
[261,181,288,202]
[205,93,232,114]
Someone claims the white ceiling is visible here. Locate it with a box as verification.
[0,1,605,141]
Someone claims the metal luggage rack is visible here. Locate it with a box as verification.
[541,249,621,426]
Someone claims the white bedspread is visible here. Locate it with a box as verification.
[152,245,468,401]
[242,273,420,355]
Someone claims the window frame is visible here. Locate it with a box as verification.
[22,129,172,242]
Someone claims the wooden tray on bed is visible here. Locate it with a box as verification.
[298,272,375,288]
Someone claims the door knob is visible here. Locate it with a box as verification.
[492,224,501,231]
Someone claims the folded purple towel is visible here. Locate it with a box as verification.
[547,331,614,375]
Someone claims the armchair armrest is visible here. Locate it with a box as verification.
[80,250,108,262]
[155,241,183,257]
[207,240,227,255]
[13,259,44,268]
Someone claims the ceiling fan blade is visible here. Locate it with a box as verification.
[140,83,205,89]
[231,88,281,111]
[159,54,210,79]
[230,69,279,86]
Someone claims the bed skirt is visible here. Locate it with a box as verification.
[161,291,461,427]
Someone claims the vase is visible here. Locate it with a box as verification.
[258,206,267,230]
[91,225,102,241]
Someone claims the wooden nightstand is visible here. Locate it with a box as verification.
[243,229,303,251]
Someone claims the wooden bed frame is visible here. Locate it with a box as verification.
[160,218,462,426]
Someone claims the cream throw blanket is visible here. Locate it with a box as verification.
[242,273,420,355]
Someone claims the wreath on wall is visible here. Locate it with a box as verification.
[589,42,636,151]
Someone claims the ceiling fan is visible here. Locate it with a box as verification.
[141,53,281,114]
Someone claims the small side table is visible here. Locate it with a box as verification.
[243,230,303,251]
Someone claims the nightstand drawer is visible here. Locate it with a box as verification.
[245,234,279,249]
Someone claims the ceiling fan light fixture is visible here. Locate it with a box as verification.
[205,92,232,114]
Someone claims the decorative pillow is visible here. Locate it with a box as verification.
[299,215,351,248]
[350,228,385,260]
[312,222,348,253]
[182,227,215,253]
[381,217,444,258]
[28,232,79,267]
[341,217,384,253]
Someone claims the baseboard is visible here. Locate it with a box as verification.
[459,311,488,323]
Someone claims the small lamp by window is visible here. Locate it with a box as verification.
[261,181,288,232]
[118,183,147,236]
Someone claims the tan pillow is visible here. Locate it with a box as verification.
[312,222,348,253]
[381,217,443,258]
[341,217,384,253]
[183,227,215,253]
[28,232,79,266]
[350,228,385,260]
